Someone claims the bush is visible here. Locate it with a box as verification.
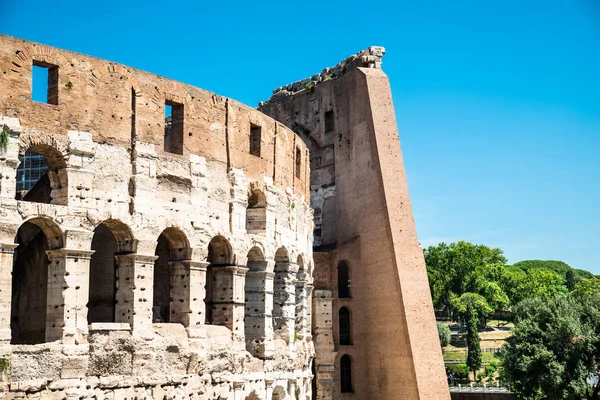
[445,363,470,384]
[437,322,451,348]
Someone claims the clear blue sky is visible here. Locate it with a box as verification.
[2,1,599,273]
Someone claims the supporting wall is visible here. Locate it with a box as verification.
[260,47,450,399]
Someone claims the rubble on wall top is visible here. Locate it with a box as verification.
[260,46,385,104]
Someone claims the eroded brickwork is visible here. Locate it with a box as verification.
[0,35,313,399]
[261,48,450,399]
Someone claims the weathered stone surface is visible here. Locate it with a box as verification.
[0,34,314,399]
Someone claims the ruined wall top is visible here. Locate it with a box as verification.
[0,34,309,199]
[260,46,385,105]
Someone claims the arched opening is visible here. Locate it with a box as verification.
[272,386,287,400]
[15,144,67,205]
[273,247,294,338]
[88,220,134,324]
[153,227,189,323]
[11,218,63,344]
[340,354,353,393]
[337,260,351,298]
[205,235,235,325]
[246,189,267,235]
[245,246,268,351]
[339,307,351,345]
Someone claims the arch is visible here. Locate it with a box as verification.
[16,144,67,205]
[153,227,191,323]
[340,354,353,393]
[88,220,135,323]
[247,246,265,271]
[244,246,270,354]
[274,247,289,263]
[10,218,64,344]
[205,235,235,325]
[207,235,234,266]
[339,307,351,345]
[246,189,267,235]
[337,260,351,298]
[245,391,262,400]
[272,386,287,400]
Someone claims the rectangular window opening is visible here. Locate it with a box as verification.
[164,101,184,155]
[32,61,58,105]
[250,124,261,157]
[325,110,335,133]
[295,147,302,179]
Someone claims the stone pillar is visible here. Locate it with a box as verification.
[295,278,308,340]
[244,265,274,358]
[169,260,208,328]
[0,126,20,201]
[273,261,299,343]
[46,249,94,344]
[229,168,248,235]
[0,244,17,343]
[313,290,335,400]
[115,254,157,337]
[265,379,274,400]
[210,266,247,337]
[305,284,314,341]
[233,381,245,400]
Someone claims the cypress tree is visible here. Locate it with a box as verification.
[466,304,482,381]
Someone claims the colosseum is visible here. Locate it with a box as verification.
[0,34,449,399]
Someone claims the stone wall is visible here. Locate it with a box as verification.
[0,35,314,399]
[260,49,450,399]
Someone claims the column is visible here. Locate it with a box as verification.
[295,277,308,340]
[265,379,274,400]
[115,253,157,337]
[211,266,247,338]
[0,243,17,343]
[313,290,335,400]
[244,266,274,358]
[233,381,245,400]
[305,284,314,341]
[169,260,208,328]
[46,249,94,344]
[273,261,299,343]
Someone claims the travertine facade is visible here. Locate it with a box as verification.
[0,35,449,400]
[0,35,313,399]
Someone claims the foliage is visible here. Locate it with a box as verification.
[0,357,9,373]
[499,295,600,400]
[437,322,451,348]
[514,259,593,285]
[445,363,470,384]
[425,241,507,312]
[483,362,498,383]
[466,305,482,380]
[0,125,8,152]
[518,268,568,300]
[451,292,493,323]
[571,278,600,300]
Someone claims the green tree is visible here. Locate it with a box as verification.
[499,295,600,399]
[451,292,494,325]
[425,241,506,312]
[519,268,568,300]
[566,269,576,291]
[466,304,482,381]
[437,322,451,349]
[571,278,600,300]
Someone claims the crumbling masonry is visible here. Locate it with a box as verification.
[0,34,449,399]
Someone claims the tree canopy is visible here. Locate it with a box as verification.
[500,294,600,399]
